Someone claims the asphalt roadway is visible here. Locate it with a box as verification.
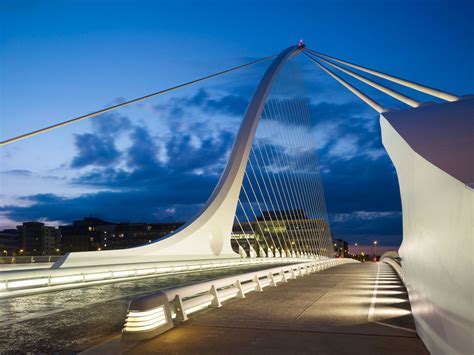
[85,262,428,354]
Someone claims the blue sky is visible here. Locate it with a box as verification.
[0,0,472,247]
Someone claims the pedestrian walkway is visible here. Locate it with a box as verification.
[85,262,428,354]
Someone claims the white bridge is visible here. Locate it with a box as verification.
[0,43,472,355]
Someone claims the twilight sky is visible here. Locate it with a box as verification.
[0,0,472,247]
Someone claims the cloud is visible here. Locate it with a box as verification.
[69,113,132,169]
[0,169,33,176]
[154,88,248,120]
[333,211,401,222]
[0,192,208,224]
[328,134,359,160]
[71,133,121,168]
[126,126,161,169]
[91,113,131,136]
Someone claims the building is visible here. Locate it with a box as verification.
[333,239,348,257]
[232,210,331,257]
[60,217,110,253]
[98,222,184,250]
[0,229,21,256]
[18,222,61,255]
[60,217,184,252]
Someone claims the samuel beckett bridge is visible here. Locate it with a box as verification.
[0,43,472,355]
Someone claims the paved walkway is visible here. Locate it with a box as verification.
[86,262,428,354]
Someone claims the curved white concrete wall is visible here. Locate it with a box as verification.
[380,115,473,355]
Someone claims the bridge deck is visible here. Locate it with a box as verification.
[87,262,428,354]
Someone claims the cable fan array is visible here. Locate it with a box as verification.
[231,57,333,259]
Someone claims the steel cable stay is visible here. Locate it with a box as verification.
[303,51,385,113]
[288,61,333,256]
[240,185,274,256]
[305,48,460,102]
[251,141,297,257]
[271,68,318,255]
[264,104,304,255]
[241,182,278,257]
[288,60,332,256]
[274,64,321,255]
[244,170,284,256]
[262,92,308,255]
[255,107,302,256]
[277,61,322,256]
[247,155,290,256]
[237,199,267,257]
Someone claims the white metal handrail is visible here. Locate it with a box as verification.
[0,256,326,297]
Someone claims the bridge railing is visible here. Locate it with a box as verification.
[0,256,327,298]
[380,255,404,283]
[0,256,62,264]
[121,258,358,341]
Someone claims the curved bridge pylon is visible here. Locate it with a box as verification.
[54,45,334,268]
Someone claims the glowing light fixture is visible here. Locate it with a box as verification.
[122,292,174,341]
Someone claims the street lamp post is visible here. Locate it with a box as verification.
[373,241,378,261]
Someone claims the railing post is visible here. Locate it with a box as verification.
[173,295,188,322]
[209,285,222,307]
[234,280,245,298]
[254,275,263,292]
[267,272,276,287]
[280,270,287,283]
